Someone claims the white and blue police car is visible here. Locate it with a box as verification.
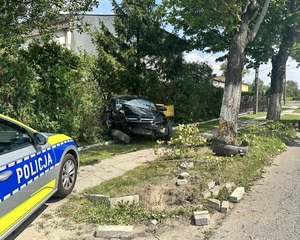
[0,114,79,239]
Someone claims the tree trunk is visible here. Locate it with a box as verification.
[267,59,284,121]
[267,25,296,121]
[218,17,251,145]
[217,0,270,145]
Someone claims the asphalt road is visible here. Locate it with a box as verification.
[210,139,300,240]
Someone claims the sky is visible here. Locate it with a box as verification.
[91,0,300,88]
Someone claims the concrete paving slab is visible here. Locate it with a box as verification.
[74,148,157,193]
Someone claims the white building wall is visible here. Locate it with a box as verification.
[71,14,115,54]
[25,14,115,54]
[213,81,225,88]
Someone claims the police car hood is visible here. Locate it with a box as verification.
[42,133,73,145]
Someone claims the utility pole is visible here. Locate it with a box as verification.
[283,65,286,105]
[254,67,259,114]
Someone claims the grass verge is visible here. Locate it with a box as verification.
[79,112,268,166]
[60,121,297,227]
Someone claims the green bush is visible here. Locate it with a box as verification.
[0,41,105,143]
[166,81,223,124]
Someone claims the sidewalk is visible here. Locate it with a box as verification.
[74,148,157,192]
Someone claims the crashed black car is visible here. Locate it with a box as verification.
[105,95,172,143]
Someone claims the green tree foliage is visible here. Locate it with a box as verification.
[161,0,270,144]
[248,79,268,96]
[291,40,300,64]
[20,40,82,132]
[220,61,250,77]
[286,80,300,98]
[7,40,103,142]
[92,0,186,98]
[0,53,37,119]
[0,0,100,142]
[160,62,223,123]
[246,0,300,121]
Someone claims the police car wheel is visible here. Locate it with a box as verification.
[55,154,77,197]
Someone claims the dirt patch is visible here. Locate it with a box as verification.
[11,156,227,240]
[12,174,226,240]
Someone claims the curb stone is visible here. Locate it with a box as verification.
[94,225,133,238]
[230,187,245,203]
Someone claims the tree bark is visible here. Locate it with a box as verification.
[267,21,296,120]
[218,0,270,145]
[218,3,256,145]
[267,58,285,121]
[218,28,246,145]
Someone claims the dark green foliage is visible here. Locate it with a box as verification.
[91,1,221,127]
[286,80,300,98]
[19,40,82,135]
[0,53,37,119]
[92,0,186,98]
[168,81,223,123]
[0,40,103,142]
[151,62,222,124]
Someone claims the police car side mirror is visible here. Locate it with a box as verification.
[34,133,48,145]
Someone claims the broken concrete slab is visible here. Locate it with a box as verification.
[202,190,211,199]
[221,201,230,213]
[210,185,220,197]
[193,210,210,226]
[85,194,110,206]
[94,225,133,238]
[178,172,190,179]
[109,195,139,208]
[207,181,216,190]
[176,178,188,186]
[208,198,221,212]
[230,187,245,203]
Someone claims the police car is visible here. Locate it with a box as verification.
[0,114,79,239]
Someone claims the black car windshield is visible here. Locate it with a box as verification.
[117,98,157,111]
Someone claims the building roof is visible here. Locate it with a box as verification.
[213,75,225,83]
[28,15,71,37]
[212,75,249,86]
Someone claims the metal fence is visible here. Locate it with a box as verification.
[239,95,268,114]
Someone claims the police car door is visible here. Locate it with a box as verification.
[0,119,56,238]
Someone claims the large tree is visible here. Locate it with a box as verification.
[267,0,299,120]
[245,0,300,121]
[92,0,186,99]
[162,0,270,144]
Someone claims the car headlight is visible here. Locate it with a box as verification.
[159,127,166,133]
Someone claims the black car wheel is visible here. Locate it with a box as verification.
[162,124,173,141]
[111,129,131,144]
[55,154,77,197]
